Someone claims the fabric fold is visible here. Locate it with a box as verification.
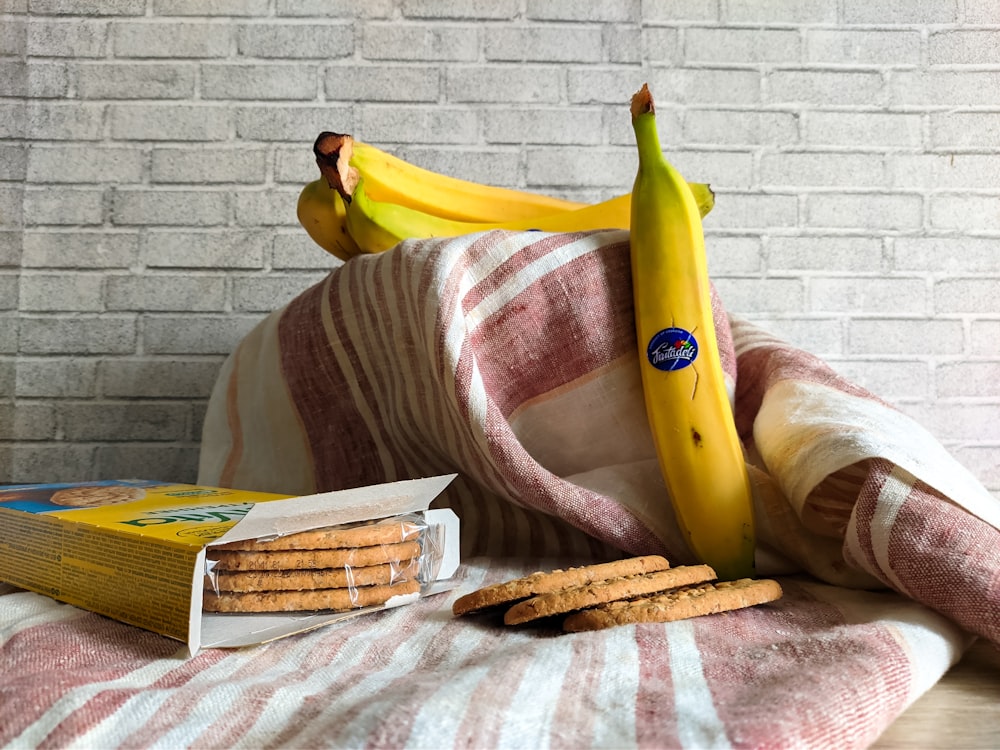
[0,226,975,749]
[198,230,1000,646]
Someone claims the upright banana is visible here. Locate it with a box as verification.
[629,84,755,581]
[313,131,582,222]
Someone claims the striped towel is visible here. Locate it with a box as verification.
[0,566,974,748]
[3,229,998,749]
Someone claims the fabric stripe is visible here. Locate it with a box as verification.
[448,628,543,748]
[399,643,492,748]
[42,649,232,748]
[0,591,87,643]
[634,623,679,747]
[231,626,386,748]
[98,661,224,747]
[591,630,641,748]
[271,604,466,748]
[357,611,492,747]
[668,619,731,750]
[667,620,730,748]
[495,634,576,749]
[276,273,378,492]
[326,261,403,482]
[391,240,493,492]
[420,234,526,502]
[868,464,916,597]
[123,635,335,749]
[805,578,970,707]
[9,646,203,748]
[375,249,440,478]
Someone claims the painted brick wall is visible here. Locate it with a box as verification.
[2,1,998,496]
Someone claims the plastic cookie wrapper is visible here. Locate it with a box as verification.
[201,512,446,614]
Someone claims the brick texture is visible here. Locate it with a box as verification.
[1,1,997,497]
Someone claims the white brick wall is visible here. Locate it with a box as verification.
[2,1,998,496]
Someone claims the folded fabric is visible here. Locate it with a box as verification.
[199,228,999,639]
[200,229,1000,746]
[3,229,996,749]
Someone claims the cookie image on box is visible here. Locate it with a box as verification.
[49,485,147,508]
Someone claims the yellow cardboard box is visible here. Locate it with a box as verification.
[0,475,459,653]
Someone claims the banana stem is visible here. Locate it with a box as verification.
[313,131,359,204]
[630,85,663,167]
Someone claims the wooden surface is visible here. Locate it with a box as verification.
[871,639,1000,748]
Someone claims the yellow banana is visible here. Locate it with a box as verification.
[299,131,716,260]
[313,131,581,222]
[296,178,363,262]
[343,175,715,255]
[628,84,755,581]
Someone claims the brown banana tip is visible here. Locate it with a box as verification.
[630,83,654,118]
[312,131,359,201]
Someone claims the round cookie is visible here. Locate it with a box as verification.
[452,555,672,616]
[562,578,784,632]
[203,579,422,613]
[214,519,422,552]
[208,539,423,572]
[49,485,147,508]
[503,564,717,626]
[206,558,421,593]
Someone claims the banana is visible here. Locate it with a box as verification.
[343,174,715,255]
[628,84,755,581]
[296,178,363,262]
[314,131,582,222]
[300,131,716,260]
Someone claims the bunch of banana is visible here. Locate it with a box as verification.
[296,177,362,261]
[314,131,581,223]
[296,132,714,259]
[628,83,756,581]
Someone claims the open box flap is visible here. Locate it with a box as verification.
[207,474,457,547]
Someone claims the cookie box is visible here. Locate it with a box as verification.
[0,474,460,654]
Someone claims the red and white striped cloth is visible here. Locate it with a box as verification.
[3,229,998,748]
[0,569,974,748]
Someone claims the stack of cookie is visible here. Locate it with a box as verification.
[452,555,782,632]
[204,517,427,613]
